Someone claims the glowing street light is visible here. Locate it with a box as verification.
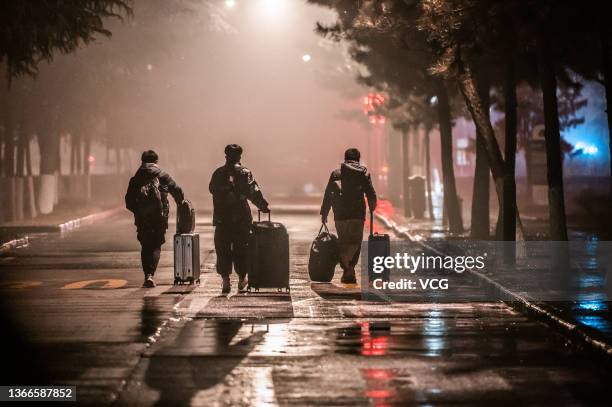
[258,0,287,17]
[225,0,236,8]
[302,54,311,62]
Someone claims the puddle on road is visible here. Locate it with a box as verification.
[334,317,450,358]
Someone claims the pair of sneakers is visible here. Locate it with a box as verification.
[222,275,248,294]
[142,274,156,288]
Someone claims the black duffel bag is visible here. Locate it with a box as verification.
[308,223,339,282]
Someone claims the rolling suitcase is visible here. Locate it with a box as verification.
[174,233,201,285]
[367,210,390,283]
[248,210,290,292]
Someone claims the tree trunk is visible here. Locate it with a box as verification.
[3,109,16,221]
[457,53,527,242]
[600,21,612,238]
[412,127,421,169]
[537,37,569,241]
[84,135,91,175]
[84,134,92,201]
[16,130,25,177]
[15,129,27,221]
[501,61,518,242]
[25,135,32,176]
[3,114,15,177]
[37,131,60,214]
[70,133,80,174]
[456,57,505,209]
[115,147,122,174]
[401,129,412,217]
[0,89,5,178]
[471,75,491,239]
[24,136,36,219]
[436,80,464,233]
[38,131,60,175]
[77,135,83,174]
[424,125,435,220]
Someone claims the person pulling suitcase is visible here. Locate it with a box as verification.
[320,148,377,284]
[125,150,185,288]
[209,144,270,294]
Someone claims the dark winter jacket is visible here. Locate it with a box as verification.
[125,163,184,230]
[209,162,269,226]
[320,160,377,221]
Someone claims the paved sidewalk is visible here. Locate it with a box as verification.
[377,203,612,360]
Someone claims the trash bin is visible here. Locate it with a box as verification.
[408,176,426,219]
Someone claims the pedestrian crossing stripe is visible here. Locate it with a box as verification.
[61,279,128,290]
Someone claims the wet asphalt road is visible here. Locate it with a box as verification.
[0,211,610,406]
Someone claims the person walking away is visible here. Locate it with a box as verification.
[125,150,184,288]
[320,148,377,284]
[209,144,270,294]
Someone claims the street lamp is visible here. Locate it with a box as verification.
[225,0,236,8]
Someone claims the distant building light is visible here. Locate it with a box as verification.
[456,138,469,149]
[575,142,598,156]
[225,0,236,8]
[88,155,96,164]
[302,54,311,62]
[430,96,438,106]
[381,166,389,173]
[363,93,385,124]
[146,64,153,71]
[456,150,468,166]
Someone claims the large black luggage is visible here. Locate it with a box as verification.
[176,200,195,234]
[308,223,338,282]
[248,211,290,292]
[367,210,390,283]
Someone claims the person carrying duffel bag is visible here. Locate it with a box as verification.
[308,223,339,282]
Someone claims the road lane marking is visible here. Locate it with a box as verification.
[0,281,43,289]
[61,279,128,290]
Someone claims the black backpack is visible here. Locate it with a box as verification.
[135,177,164,221]
[176,200,196,234]
[308,223,339,282]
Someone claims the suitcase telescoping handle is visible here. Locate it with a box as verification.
[370,210,374,238]
[257,210,271,222]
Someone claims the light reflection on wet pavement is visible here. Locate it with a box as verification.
[0,212,611,406]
